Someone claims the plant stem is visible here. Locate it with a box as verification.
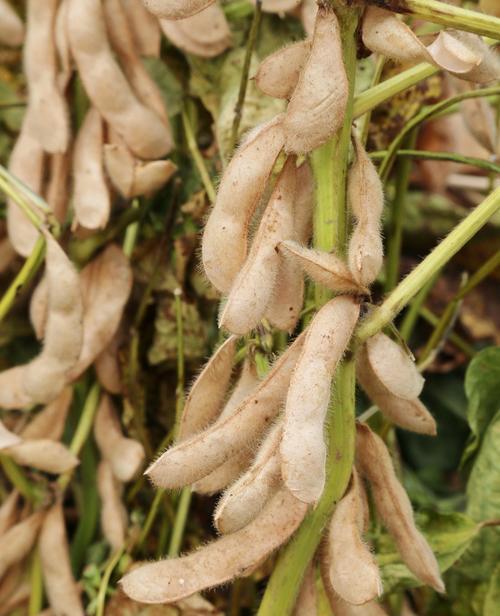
[356,186,500,344]
[257,359,356,616]
[122,199,140,258]
[95,547,125,616]
[353,63,439,118]
[167,486,192,557]
[229,0,263,152]
[419,307,475,357]
[399,271,439,342]
[379,85,500,181]
[0,454,39,502]
[371,149,500,176]
[28,548,44,616]
[182,108,216,203]
[58,382,101,491]
[384,130,417,292]
[382,0,500,40]
[258,5,360,614]
[0,236,46,323]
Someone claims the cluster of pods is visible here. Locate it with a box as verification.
[0,0,499,614]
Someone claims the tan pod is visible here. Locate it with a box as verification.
[98,460,128,550]
[121,488,307,603]
[356,424,445,593]
[0,420,21,450]
[21,387,73,441]
[281,297,360,503]
[122,0,161,57]
[6,440,79,474]
[255,40,310,100]
[141,0,216,20]
[0,511,44,580]
[0,491,19,536]
[0,0,24,47]
[293,564,318,616]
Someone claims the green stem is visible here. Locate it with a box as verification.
[173,289,185,437]
[28,547,44,616]
[353,63,439,118]
[229,0,263,152]
[258,5,360,614]
[0,236,46,323]
[419,307,476,357]
[95,547,125,616]
[381,0,500,40]
[137,488,166,550]
[399,271,440,342]
[456,249,500,300]
[122,199,140,258]
[257,359,356,616]
[182,108,216,203]
[359,54,386,145]
[167,487,192,557]
[0,454,38,503]
[58,383,101,491]
[356,186,500,344]
[384,130,417,292]
[379,86,500,181]
[371,149,500,176]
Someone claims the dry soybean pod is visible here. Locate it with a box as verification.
[46,152,71,225]
[0,367,33,411]
[0,511,44,580]
[356,424,445,592]
[94,393,145,482]
[159,3,232,59]
[122,0,161,57]
[72,107,111,230]
[20,387,73,441]
[281,296,360,504]
[294,564,318,616]
[202,115,285,294]
[121,487,307,603]
[39,502,84,615]
[22,233,83,404]
[6,126,44,257]
[54,0,73,92]
[129,160,177,198]
[192,359,261,494]
[0,420,21,450]
[23,0,69,154]
[220,156,297,335]
[283,6,348,154]
[68,0,171,159]
[97,460,128,550]
[141,0,216,20]
[251,0,301,12]
[265,160,314,332]
[278,240,366,294]
[0,491,19,536]
[0,0,24,47]
[255,40,311,100]
[347,134,384,287]
[68,244,133,380]
[356,345,436,435]
[214,421,283,534]
[95,336,123,394]
[147,332,305,488]
[5,440,79,474]
[178,335,238,441]
[325,470,382,605]
[104,0,171,125]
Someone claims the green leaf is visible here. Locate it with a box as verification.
[459,409,500,581]
[377,511,480,591]
[143,57,184,119]
[484,563,500,616]
[463,346,500,461]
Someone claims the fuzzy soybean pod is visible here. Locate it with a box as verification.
[325,470,382,605]
[6,126,44,257]
[0,0,24,47]
[147,332,305,488]
[22,234,83,404]
[68,0,171,160]
[104,0,170,126]
[21,388,73,441]
[122,0,161,57]
[94,394,145,482]
[39,502,85,616]
[281,296,360,504]
[159,3,232,59]
[73,107,111,230]
[251,0,301,12]
[5,440,79,474]
[98,460,128,550]
[141,0,215,20]
[356,424,445,593]
[347,134,384,287]
[0,420,21,450]
[23,0,69,154]
[278,241,367,295]
[46,152,71,224]
[95,336,123,394]
[265,161,314,332]
[192,359,261,494]
[68,244,133,379]
[121,487,307,603]
[294,564,318,616]
[202,115,285,294]
[55,0,72,92]
[255,40,310,100]
[356,340,436,435]
[178,336,237,441]
[283,6,348,154]
[220,157,297,335]
[0,511,44,580]
[214,421,283,534]
[301,0,317,37]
